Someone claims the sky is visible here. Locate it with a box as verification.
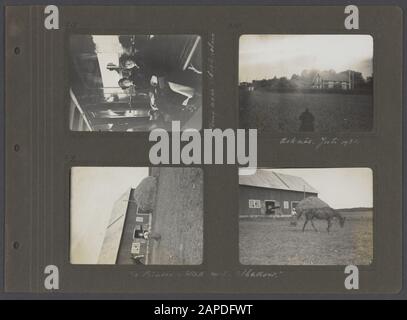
[92,35,123,90]
[239,35,373,82]
[70,167,149,264]
[241,168,373,209]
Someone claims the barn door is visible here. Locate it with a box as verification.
[265,201,276,215]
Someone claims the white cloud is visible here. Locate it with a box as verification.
[239,35,373,82]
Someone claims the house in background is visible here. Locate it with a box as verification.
[239,170,318,217]
[312,70,362,90]
[239,82,255,91]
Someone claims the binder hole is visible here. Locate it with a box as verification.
[14,144,20,152]
[13,241,20,250]
[14,47,21,55]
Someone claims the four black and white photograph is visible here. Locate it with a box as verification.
[239,35,374,133]
[69,34,202,132]
[69,34,376,267]
[239,168,373,265]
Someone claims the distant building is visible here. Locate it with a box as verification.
[240,82,254,91]
[312,71,361,90]
[239,170,318,217]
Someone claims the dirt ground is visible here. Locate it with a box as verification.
[239,211,373,265]
[239,91,373,133]
[149,167,203,265]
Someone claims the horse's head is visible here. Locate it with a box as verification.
[339,216,346,228]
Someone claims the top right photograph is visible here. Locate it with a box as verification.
[239,35,373,133]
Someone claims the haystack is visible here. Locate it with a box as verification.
[291,197,332,225]
[132,176,157,212]
[296,196,331,211]
[294,196,338,222]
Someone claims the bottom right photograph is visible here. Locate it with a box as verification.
[239,168,373,265]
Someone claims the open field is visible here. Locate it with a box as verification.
[239,91,373,133]
[239,210,373,265]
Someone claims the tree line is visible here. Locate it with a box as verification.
[240,69,373,93]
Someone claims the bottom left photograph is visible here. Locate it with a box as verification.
[70,167,203,265]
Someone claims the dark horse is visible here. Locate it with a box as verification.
[296,207,346,233]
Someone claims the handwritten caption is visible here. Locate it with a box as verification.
[129,269,282,279]
[280,137,360,150]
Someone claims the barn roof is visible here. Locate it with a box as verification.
[239,170,318,194]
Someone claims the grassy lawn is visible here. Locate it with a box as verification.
[239,211,373,265]
[240,91,373,133]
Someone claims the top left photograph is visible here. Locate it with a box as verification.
[68,34,202,132]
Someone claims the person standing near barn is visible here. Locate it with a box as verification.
[299,108,315,132]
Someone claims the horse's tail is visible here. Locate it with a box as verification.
[332,208,342,218]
